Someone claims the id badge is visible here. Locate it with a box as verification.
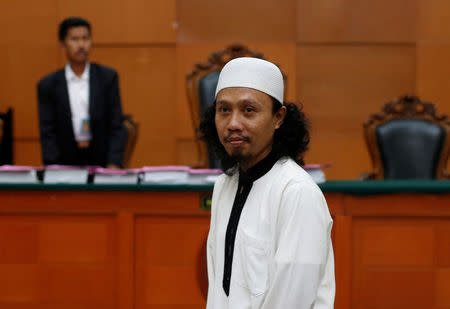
[79,118,92,140]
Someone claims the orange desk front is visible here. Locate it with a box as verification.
[0,181,449,309]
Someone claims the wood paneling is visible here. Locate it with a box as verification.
[177,0,296,43]
[58,0,176,44]
[297,45,416,179]
[38,264,115,305]
[0,188,449,308]
[352,218,450,309]
[307,136,371,179]
[91,47,177,167]
[139,220,208,266]
[135,216,209,308]
[0,0,59,138]
[416,0,450,146]
[0,223,38,264]
[437,226,450,266]
[416,44,450,113]
[175,137,199,166]
[14,140,42,166]
[0,46,60,139]
[0,0,57,47]
[297,0,417,43]
[416,0,450,164]
[359,226,434,266]
[436,269,450,308]
[418,0,450,42]
[0,215,116,308]
[144,266,204,305]
[0,264,39,303]
[355,269,434,309]
[39,222,111,263]
[2,0,449,176]
[416,0,450,173]
[297,45,416,135]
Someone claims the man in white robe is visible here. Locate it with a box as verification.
[200,57,335,309]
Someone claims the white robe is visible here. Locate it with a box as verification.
[206,157,335,309]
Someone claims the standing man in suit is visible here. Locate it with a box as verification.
[37,17,125,168]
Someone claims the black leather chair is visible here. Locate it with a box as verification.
[0,108,13,165]
[186,44,286,168]
[363,95,450,179]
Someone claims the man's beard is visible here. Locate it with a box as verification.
[229,150,252,167]
[223,134,250,158]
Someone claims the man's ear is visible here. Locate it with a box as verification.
[274,106,287,130]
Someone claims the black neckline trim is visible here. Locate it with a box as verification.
[239,151,280,184]
[222,151,280,296]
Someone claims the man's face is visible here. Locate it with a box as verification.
[62,26,91,64]
[215,87,286,170]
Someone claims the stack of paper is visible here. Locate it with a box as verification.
[188,168,222,184]
[140,166,190,184]
[93,167,140,184]
[43,165,90,184]
[0,165,38,183]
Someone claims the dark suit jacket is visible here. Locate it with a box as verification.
[37,63,125,167]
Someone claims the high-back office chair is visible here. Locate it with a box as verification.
[186,44,286,168]
[363,95,450,179]
[122,114,139,168]
[0,108,13,165]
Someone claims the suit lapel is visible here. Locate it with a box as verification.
[89,64,100,120]
[56,69,72,119]
[56,68,76,142]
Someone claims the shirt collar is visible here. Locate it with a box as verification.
[65,62,90,82]
[239,150,280,185]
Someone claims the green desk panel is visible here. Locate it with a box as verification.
[0,180,449,195]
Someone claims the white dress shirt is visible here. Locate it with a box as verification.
[207,157,335,309]
[65,63,92,142]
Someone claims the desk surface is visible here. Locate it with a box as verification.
[0,180,449,194]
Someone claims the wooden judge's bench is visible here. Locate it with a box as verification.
[0,181,449,309]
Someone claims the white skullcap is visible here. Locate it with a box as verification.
[215,57,284,104]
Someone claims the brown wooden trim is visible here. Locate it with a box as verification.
[0,191,208,215]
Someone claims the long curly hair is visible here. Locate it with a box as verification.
[199,97,310,175]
